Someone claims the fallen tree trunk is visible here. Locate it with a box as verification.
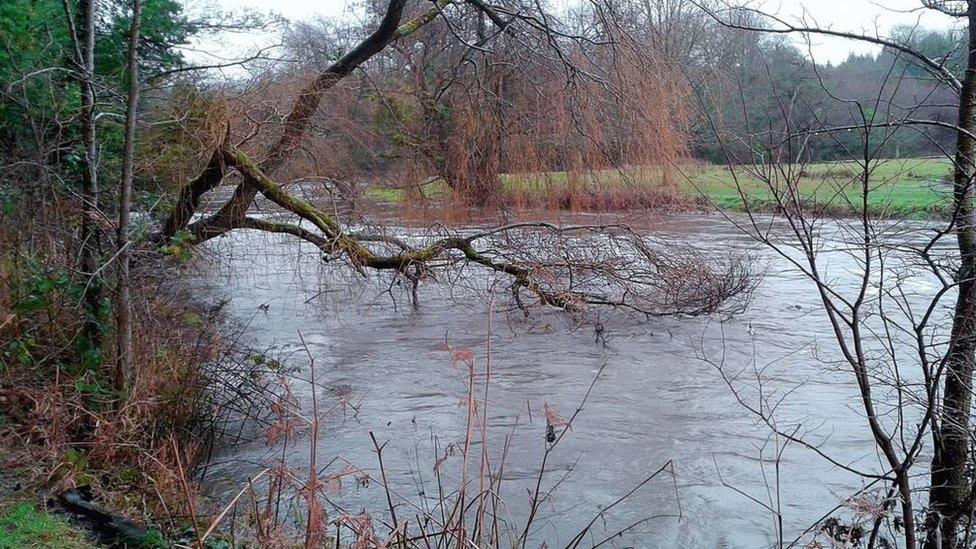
[58,487,152,546]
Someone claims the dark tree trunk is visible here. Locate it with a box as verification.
[77,0,103,355]
[926,3,976,547]
[115,0,143,392]
[160,0,417,242]
[197,0,411,230]
[160,146,226,240]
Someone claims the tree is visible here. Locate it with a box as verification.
[697,1,976,547]
[158,0,752,318]
[0,0,208,381]
[71,0,105,363]
[115,0,142,391]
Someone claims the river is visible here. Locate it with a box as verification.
[190,210,954,548]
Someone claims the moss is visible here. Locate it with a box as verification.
[396,0,453,36]
[0,503,92,549]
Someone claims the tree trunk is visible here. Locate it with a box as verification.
[160,146,226,240]
[160,0,460,242]
[196,0,411,229]
[926,3,976,547]
[115,0,143,392]
[77,0,103,358]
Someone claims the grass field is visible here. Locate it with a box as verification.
[365,157,955,217]
[681,158,952,216]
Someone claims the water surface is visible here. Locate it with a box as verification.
[192,211,950,547]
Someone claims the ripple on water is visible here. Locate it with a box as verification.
[192,214,948,548]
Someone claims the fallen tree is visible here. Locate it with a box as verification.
[159,0,754,317]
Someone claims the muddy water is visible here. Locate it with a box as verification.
[191,212,951,548]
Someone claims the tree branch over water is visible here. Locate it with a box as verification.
[215,143,756,316]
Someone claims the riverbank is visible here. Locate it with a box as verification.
[365,157,952,218]
[0,438,163,548]
[0,500,92,548]
[0,200,263,547]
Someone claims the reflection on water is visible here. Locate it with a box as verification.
[191,212,952,548]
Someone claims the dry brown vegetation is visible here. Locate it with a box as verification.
[0,195,274,537]
[193,333,681,548]
[221,18,693,211]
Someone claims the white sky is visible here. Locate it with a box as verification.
[769,0,959,63]
[190,0,961,66]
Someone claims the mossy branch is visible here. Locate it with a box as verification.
[397,0,454,37]
[214,144,755,316]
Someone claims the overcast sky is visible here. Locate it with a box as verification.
[192,0,961,66]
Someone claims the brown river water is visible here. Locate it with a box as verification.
[189,210,953,548]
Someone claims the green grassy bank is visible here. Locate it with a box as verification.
[0,503,91,549]
[365,157,954,217]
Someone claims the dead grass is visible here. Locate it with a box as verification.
[195,317,680,547]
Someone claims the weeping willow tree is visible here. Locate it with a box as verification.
[360,8,693,206]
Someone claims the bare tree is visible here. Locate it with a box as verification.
[62,0,104,353]
[695,1,976,547]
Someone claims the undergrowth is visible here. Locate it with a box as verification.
[0,192,275,545]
